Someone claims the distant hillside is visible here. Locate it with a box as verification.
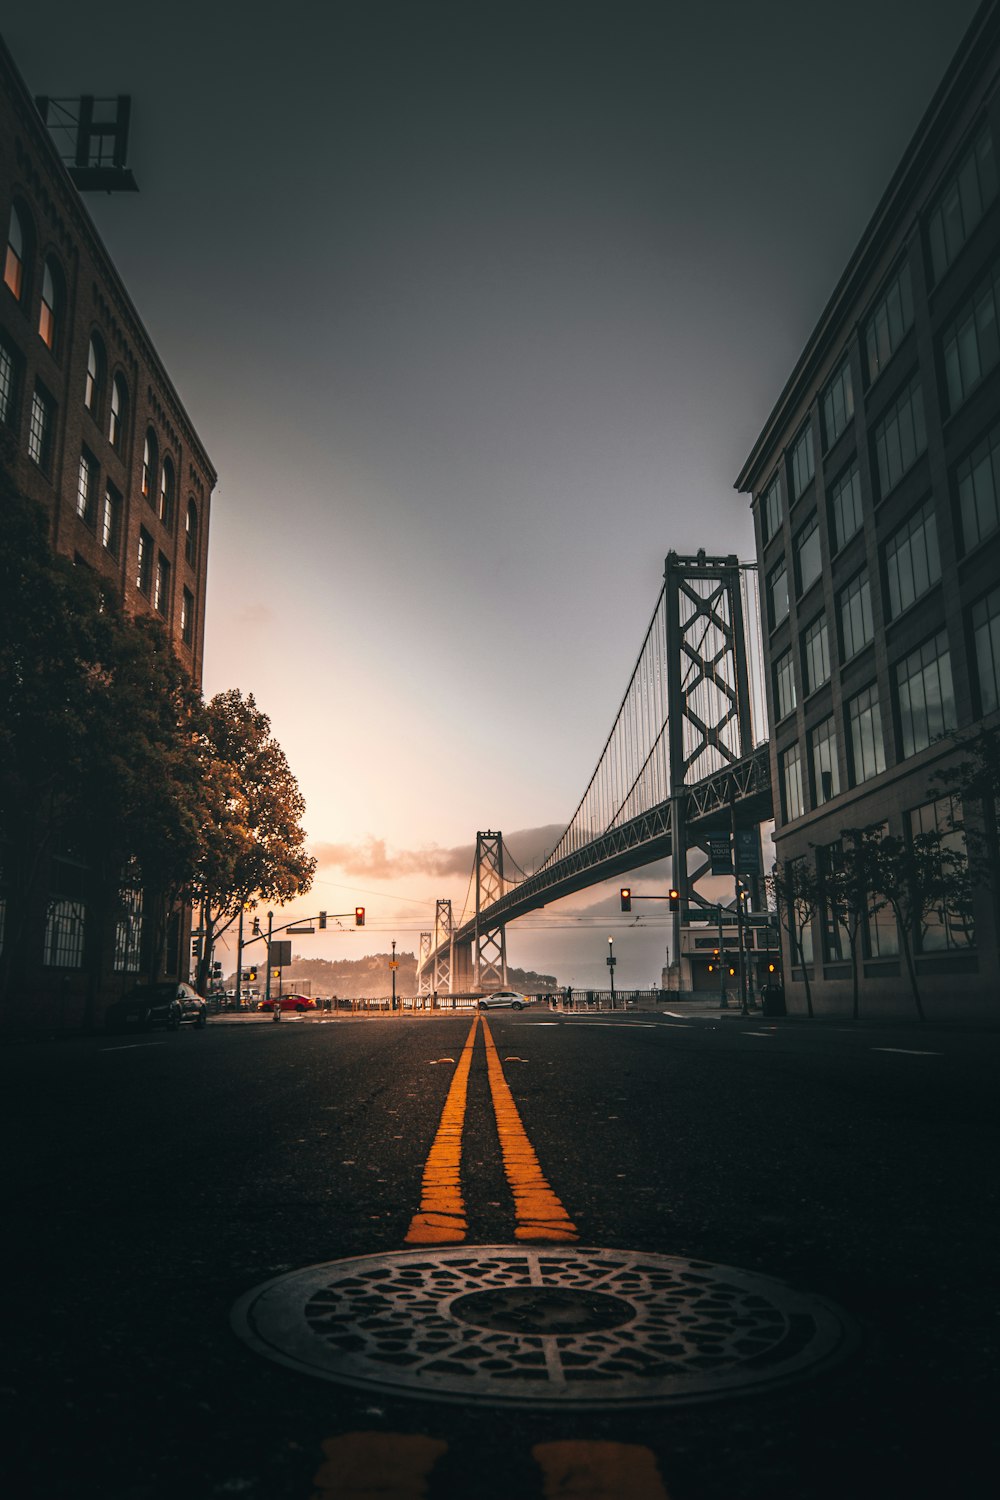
[228,952,557,998]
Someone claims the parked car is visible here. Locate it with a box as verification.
[476,991,531,1011]
[105,981,208,1032]
[258,993,316,1013]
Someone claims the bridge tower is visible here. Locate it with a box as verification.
[433,900,454,994]
[665,551,754,983]
[417,932,432,995]
[474,831,508,991]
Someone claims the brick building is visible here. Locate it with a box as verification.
[736,0,1000,1019]
[1,33,215,1023]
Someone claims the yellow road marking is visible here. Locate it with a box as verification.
[310,1432,447,1498]
[404,1016,478,1244]
[481,1018,578,1242]
[533,1440,672,1498]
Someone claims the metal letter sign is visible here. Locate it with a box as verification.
[734,828,761,875]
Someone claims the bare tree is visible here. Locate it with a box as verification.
[767,856,820,1017]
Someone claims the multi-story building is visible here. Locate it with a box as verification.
[1,33,215,1023]
[736,0,1000,1019]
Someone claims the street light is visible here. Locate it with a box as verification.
[607,935,616,1007]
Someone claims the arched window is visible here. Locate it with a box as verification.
[85,334,105,416]
[185,499,198,566]
[109,372,128,451]
[159,455,175,528]
[142,428,158,502]
[38,257,63,351]
[3,203,27,301]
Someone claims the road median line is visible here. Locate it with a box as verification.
[404,1015,479,1244]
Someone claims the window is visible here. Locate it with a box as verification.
[847,683,885,784]
[43,899,85,968]
[803,614,831,694]
[760,472,782,544]
[185,499,199,566]
[895,631,957,760]
[884,499,941,618]
[822,357,854,447]
[781,743,804,822]
[839,570,873,659]
[768,559,789,630]
[181,587,194,647]
[794,513,821,595]
[137,527,153,596]
[27,384,54,472]
[154,554,170,615]
[928,124,998,283]
[943,258,1000,414]
[76,449,98,527]
[84,335,105,416]
[874,378,927,497]
[142,430,157,502]
[38,257,62,351]
[829,464,864,553]
[957,419,1000,550]
[3,202,26,301]
[790,423,815,500]
[865,261,915,383]
[0,335,20,427]
[773,650,797,720]
[109,373,127,451]
[972,586,1000,714]
[159,457,175,528]
[810,716,840,805]
[908,796,973,952]
[102,483,122,556]
[818,841,849,962]
[114,874,143,973]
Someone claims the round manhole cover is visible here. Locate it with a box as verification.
[231,1247,857,1407]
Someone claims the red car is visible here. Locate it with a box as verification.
[258,993,316,1013]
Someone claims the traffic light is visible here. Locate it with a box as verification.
[319,911,327,930]
[248,968,257,982]
[191,938,201,958]
[707,962,714,973]
[252,916,260,936]
[355,907,365,927]
[768,961,776,973]
[669,888,680,911]
[620,887,631,912]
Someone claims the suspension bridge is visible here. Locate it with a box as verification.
[415,551,773,995]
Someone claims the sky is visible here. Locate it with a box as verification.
[6,0,982,988]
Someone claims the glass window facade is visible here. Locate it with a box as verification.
[830,463,864,552]
[874,377,927,497]
[884,498,941,617]
[908,796,974,952]
[781,743,805,822]
[4,202,25,300]
[839,570,874,659]
[142,430,157,501]
[85,336,103,414]
[928,123,998,283]
[768,558,789,629]
[943,257,1000,413]
[181,588,194,647]
[790,423,815,500]
[761,472,782,544]
[159,458,175,528]
[865,261,915,383]
[185,501,198,566]
[957,419,1000,550]
[803,613,831,694]
[895,631,957,760]
[822,357,854,447]
[795,514,822,595]
[109,374,127,450]
[774,650,797,720]
[810,716,840,805]
[847,684,886,784]
[39,259,60,351]
[972,585,1000,714]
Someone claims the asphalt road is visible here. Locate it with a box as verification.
[3,1006,998,1499]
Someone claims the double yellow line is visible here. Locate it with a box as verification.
[405,1015,577,1245]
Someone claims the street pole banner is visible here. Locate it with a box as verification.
[707,832,733,875]
[734,828,761,875]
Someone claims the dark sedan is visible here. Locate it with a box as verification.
[105,981,208,1032]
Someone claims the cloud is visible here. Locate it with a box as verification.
[313,837,473,879]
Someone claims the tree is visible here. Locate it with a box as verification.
[192,690,316,991]
[866,828,972,1023]
[821,828,888,1022]
[767,856,820,1017]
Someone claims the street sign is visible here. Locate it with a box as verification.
[268,940,292,967]
[286,926,315,935]
[388,961,399,970]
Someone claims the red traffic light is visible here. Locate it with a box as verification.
[620,887,632,912]
[355,907,365,927]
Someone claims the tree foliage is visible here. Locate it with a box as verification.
[767,856,819,1016]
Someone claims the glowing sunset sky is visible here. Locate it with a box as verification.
[6,0,980,986]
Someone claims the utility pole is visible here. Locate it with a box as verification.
[391,939,397,1012]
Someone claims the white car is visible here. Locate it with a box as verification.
[476,991,531,1011]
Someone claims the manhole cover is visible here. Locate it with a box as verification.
[231,1247,857,1407]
